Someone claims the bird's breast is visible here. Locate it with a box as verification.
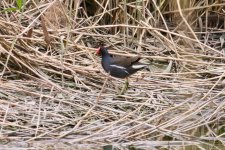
[101,61,110,73]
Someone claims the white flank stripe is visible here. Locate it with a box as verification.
[124,70,129,74]
[131,64,146,69]
[110,64,129,74]
[110,65,126,70]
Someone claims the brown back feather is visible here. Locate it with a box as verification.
[111,55,141,67]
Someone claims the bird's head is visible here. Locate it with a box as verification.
[96,46,108,56]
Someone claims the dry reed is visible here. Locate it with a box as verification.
[0,0,225,149]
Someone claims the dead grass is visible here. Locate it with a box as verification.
[0,0,225,149]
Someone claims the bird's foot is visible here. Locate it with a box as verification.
[118,79,129,95]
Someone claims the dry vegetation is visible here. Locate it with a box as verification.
[0,0,225,149]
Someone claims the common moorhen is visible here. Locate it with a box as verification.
[96,46,148,78]
[96,46,148,94]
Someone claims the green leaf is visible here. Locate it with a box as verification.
[103,145,113,150]
[1,7,18,13]
[16,0,23,11]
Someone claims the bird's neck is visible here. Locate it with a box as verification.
[102,50,109,56]
[102,54,111,62]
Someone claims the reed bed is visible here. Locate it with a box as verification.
[0,0,225,149]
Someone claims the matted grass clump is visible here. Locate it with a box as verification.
[0,0,225,149]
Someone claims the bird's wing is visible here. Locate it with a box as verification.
[111,55,141,67]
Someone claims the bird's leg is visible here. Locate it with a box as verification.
[119,77,129,95]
